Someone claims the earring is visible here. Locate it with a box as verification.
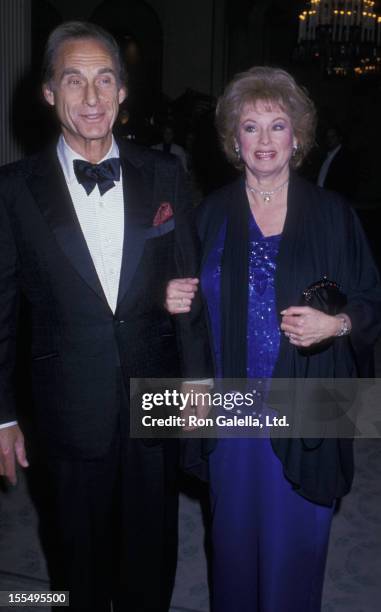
[292,144,298,157]
[234,143,240,159]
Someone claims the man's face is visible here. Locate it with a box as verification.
[325,128,341,151]
[163,127,174,145]
[43,37,126,153]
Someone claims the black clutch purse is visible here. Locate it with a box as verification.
[299,276,347,354]
[300,276,347,315]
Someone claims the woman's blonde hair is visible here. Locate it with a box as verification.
[216,66,317,169]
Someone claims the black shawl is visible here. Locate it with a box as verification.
[187,172,381,506]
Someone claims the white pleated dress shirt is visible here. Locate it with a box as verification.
[57,135,124,313]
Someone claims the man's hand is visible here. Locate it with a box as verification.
[0,425,29,485]
[165,278,199,314]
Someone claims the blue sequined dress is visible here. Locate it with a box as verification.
[201,212,333,612]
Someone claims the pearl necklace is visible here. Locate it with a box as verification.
[246,178,289,203]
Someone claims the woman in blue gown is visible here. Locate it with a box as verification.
[166,67,381,611]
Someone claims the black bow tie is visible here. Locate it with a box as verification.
[73,158,121,196]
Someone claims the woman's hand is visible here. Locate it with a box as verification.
[280,306,349,347]
[165,278,199,314]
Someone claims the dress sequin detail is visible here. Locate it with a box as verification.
[201,214,281,377]
[201,213,281,416]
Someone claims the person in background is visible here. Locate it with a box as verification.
[114,107,134,141]
[317,124,356,199]
[0,21,211,612]
[152,124,188,172]
[165,66,381,612]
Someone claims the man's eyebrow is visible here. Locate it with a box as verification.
[60,68,82,79]
[59,67,116,79]
[98,67,116,75]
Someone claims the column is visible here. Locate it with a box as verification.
[0,0,31,165]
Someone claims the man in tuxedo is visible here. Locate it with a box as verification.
[0,21,211,612]
[317,125,356,199]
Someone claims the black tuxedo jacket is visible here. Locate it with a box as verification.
[0,140,212,458]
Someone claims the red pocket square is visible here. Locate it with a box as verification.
[153,202,173,227]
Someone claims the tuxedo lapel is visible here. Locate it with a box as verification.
[116,153,152,307]
[26,151,108,305]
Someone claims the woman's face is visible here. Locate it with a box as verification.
[236,100,297,183]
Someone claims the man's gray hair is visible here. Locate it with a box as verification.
[42,21,126,86]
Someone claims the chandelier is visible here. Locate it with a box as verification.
[297,0,381,75]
